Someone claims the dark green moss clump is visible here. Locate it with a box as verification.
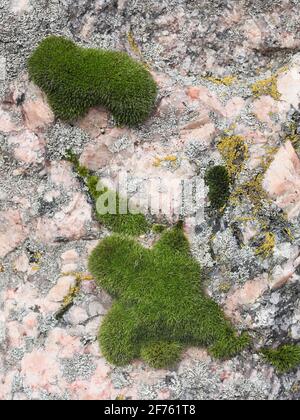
[67,152,149,236]
[88,226,250,368]
[262,345,300,373]
[28,36,157,126]
[205,165,230,210]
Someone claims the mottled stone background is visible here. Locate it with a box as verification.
[0,0,300,400]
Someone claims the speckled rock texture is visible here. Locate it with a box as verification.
[0,0,300,400]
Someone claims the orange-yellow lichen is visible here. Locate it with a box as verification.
[153,155,178,167]
[62,283,81,307]
[127,31,150,70]
[255,232,276,258]
[217,136,249,178]
[62,272,94,282]
[56,272,94,318]
[206,75,237,86]
[230,174,267,210]
[218,282,232,294]
[252,75,281,100]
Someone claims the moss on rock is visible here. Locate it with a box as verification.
[141,341,183,369]
[205,165,230,210]
[88,226,250,368]
[67,151,150,236]
[262,345,300,373]
[87,175,150,236]
[28,36,157,126]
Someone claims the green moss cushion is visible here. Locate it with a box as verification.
[28,36,158,126]
[205,165,230,210]
[89,226,250,368]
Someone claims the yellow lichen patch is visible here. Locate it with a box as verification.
[229,174,276,260]
[291,383,300,394]
[62,272,94,282]
[63,282,81,308]
[232,216,257,224]
[0,264,4,273]
[153,158,161,167]
[260,145,279,172]
[229,144,277,212]
[277,65,289,75]
[223,124,237,136]
[288,133,300,148]
[27,252,43,272]
[285,121,300,151]
[206,75,237,86]
[252,75,281,100]
[230,174,267,211]
[127,31,150,70]
[218,282,231,294]
[55,272,94,319]
[127,31,141,55]
[217,136,249,178]
[34,251,42,261]
[153,155,178,167]
[255,232,276,258]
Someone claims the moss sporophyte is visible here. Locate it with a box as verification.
[28,36,157,126]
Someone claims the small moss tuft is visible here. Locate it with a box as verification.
[67,152,150,236]
[88,226,250,368]
[230,173,267,211]
[205,165,230,210]
[262,345,300,373]
[87,175,150,236]
[28,36,157,126]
